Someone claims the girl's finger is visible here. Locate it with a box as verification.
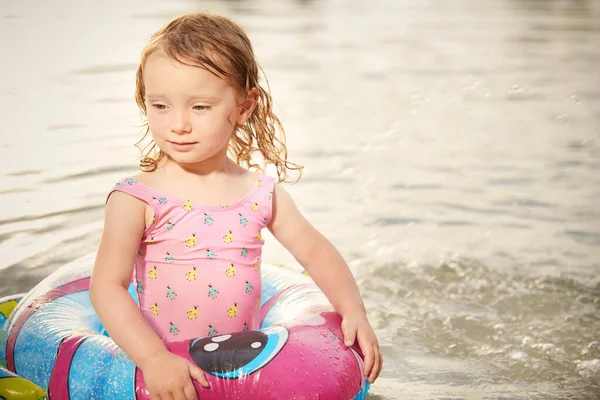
[343,324,357,347]
[361,342,375,378]
[183,382,198,400]
[173,390,187,400]
[189,364,210,388]
[369,345,381,383]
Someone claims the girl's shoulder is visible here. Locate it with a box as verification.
[111,173,154,195]
[109,172,163,210]
[108,173,163,230]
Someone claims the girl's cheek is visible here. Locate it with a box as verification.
[148,116,165,131]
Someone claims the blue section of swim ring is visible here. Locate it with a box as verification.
[260,281,279,307]
[352,381,370,400]
[68,336,136,399]
[127,281,139,306]
[13,291,101,388]
[258,281,283,329]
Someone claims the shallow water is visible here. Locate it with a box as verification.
[1,0,599,398]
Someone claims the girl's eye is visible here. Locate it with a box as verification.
[152,104,167,110]
[193,105,210,111]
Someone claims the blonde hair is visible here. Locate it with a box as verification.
[134,11,302,183]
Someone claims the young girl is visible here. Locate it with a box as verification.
[90,11,382,400]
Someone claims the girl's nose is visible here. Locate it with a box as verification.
[171,110,192,134]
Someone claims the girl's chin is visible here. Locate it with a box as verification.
[163,151,223,167]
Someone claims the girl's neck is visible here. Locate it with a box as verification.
[157,155,245,180]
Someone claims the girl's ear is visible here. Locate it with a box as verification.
[237,88,259,125]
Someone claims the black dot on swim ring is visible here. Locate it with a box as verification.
[189,328,288,377]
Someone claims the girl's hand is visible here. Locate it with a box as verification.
[341,313,383,384]
[140,350,209,400]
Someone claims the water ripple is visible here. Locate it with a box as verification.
[41,165,134,184]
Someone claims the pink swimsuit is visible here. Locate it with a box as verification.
[109,172,275,342]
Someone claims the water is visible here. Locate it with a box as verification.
[1,0,599,398]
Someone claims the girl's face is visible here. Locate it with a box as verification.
[143,52,250,167]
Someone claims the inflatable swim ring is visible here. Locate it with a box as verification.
[0,253,370,399]
[0,295,47,400]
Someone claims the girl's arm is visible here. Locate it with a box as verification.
[267,186,365,317]
[89,191,167,368]
[267,185,383,383]
[89,191,208,398]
